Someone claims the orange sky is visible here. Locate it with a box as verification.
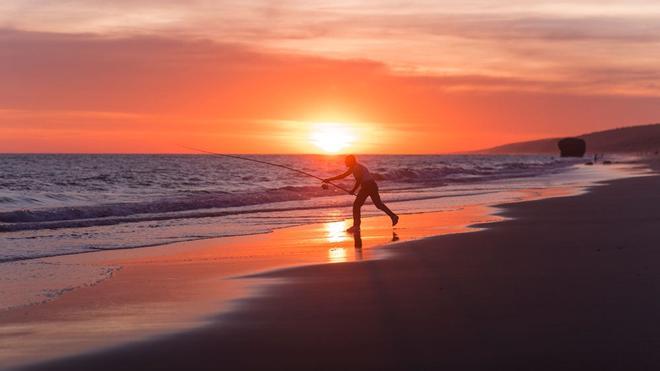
[2,1,660,153]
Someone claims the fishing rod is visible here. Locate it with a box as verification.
[181,146,353,195]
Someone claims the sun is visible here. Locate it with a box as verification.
[309,123,355,153]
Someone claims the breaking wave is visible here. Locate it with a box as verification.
[0,154,575,233]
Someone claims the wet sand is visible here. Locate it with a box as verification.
[1,202,513,369]
[6,168,660,370]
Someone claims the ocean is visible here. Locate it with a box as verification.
[0,154,576,259]
[0,153,639,311]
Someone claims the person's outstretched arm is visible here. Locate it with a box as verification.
[323,169,352,182]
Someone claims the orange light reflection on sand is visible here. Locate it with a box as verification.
[324,220,348,243]
[328,248,348,263]
[325,220,349,262]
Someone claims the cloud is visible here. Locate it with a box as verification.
[0,28,536,114]
[2,28,660,153]
[3,1,660,96]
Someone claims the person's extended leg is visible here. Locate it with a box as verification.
[350,189,369,232]
[370,184,399,226]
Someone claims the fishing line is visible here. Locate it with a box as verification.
[181,146,353,194]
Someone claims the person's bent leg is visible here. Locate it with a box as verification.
[370,186,399,225]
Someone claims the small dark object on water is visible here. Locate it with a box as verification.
[585,162,594,166]
[558,137,587,157]
[603,160,613,165]
[321,183,329,190]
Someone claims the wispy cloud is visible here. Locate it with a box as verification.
[2,2,660,152]
[2,29,660,153]
[2,1,660,97]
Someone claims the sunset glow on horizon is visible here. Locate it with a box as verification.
[2,1,660,153]
[310,123,356,154]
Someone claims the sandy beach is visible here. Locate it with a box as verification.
[0,162,655,370]
[1,203,508,369]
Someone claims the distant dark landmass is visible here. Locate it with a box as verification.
[482,123,660,154]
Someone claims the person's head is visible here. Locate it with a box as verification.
[344,155,357,168]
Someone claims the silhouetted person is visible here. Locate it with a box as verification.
[324,155,399,233]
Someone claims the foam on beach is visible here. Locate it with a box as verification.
[0,154,603,263]
[0,160,650,369]
[0,260,119,311]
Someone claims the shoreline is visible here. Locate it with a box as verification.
[0,163,649,369]
[15,164,660,370]
[0,157,612,263]
[0,205,504,369]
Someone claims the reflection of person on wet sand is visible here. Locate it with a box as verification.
[324,155,399,233]
[351,229,398,261]
[353,230,363,250]
[353,230,363,260]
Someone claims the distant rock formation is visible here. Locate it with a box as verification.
[481,122,660,154]
[558,138,586,157]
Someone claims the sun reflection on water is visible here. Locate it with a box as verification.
[324,220,348,243]
[324,220,349,262]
